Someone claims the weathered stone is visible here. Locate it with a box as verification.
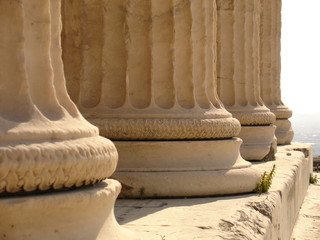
[260,0,294,145]
[114,144,312,240]
[0,0,117,194]
[216,0,277,161]
[62,0,260,197]
[0,1,135,239]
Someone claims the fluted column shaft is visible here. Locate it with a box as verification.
[62,0,240,141]
[216,0,276,160]
[260,0,293,144]
[0,1,135,239]
[62,0,260,197]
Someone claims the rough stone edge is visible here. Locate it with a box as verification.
[216,143,312,240]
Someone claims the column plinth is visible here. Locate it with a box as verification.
[0,1,133,239]
[216,0,276,161]
[0,179,139,240]
[114,138,257,198]
[62,0,260,197]
[260,0,293,145]
[0,180,138,240]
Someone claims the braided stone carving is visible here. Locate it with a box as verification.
[0,137,117,193]
[232,111,276,126]
[90,118,241,140]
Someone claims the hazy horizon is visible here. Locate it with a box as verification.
[281,0,320,115]
[281,0,320,154]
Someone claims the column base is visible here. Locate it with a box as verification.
[112,138,260,198]
[275,119,294,145]
[239,125,276,161]
[0,179,139,240]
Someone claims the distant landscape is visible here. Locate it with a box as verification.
[291,112,320,157]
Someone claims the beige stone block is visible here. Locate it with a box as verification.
[113,138,260,197]
[239,125,277,161]
[113,143,312,240]
[275,119,294,145]
[0,180,139,240]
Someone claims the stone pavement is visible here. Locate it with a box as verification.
[291,173,320,240]
[114,144,312,240]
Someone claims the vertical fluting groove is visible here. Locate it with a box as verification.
[216,2,221,101]
[204,0,220,108]
[126,0,152,109]
[24,0,64,120]
[0,0,33,121]
[79,0,103,108]
[61,0,81,104]
[101,0,127,109]
[210,0,223,109]
[260,0,272,105]
[50,0,79,117]
[151,0,175,109]
[253,0,263,105]
[191,0,210,109]
[233,0,247,107]
[270,0,277,105]
[244,0,256,106]
[204,0,214,106]
[274,0,282,105]
[216,0,235,107]
[173,0,195,109]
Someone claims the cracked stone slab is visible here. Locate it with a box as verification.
[114,143,312,240]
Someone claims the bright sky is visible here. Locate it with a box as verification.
[281,0,320,114]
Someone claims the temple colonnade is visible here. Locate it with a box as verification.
[0,0,293,239]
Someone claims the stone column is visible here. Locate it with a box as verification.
[62,0,260,198]
[0,1,135,239]
[216,0,276,161]
[260,0,293,144]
